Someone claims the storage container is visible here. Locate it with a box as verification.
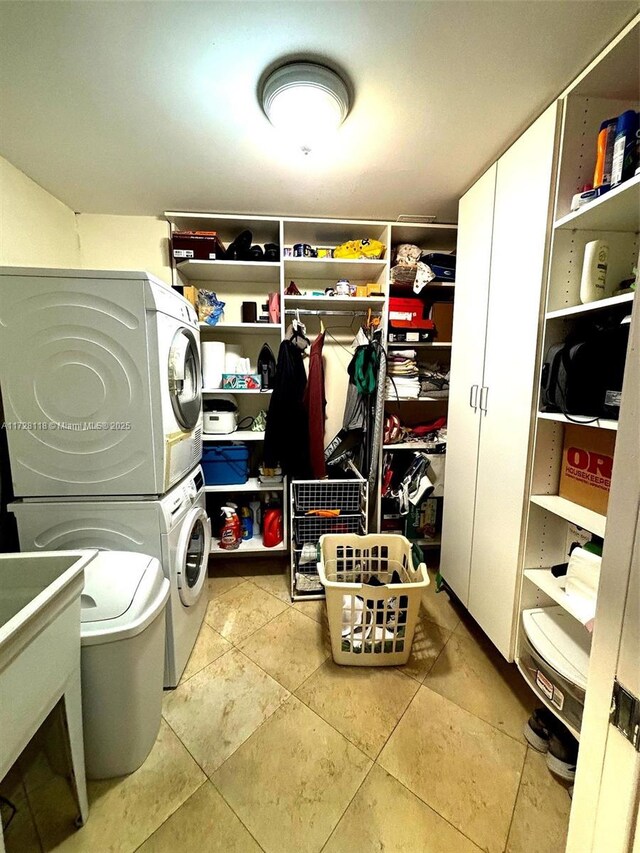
[202,444,249,486]
[80,552,170,779]
[171,231,226,261]
[389,297,436,333]
[318,533,429,666]
[559,424,616,515]
[519,605,591,734]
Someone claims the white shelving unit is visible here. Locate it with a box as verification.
[204,477,284,494]
[166,212,457,576]
[210,533,287,555]
[203,430,265,442]
[516,20,639,740]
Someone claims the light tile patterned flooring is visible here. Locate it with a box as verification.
[2,559,571,853]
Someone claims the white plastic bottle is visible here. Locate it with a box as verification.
[580,240,609,303]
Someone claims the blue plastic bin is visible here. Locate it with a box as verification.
[202,444,249,486]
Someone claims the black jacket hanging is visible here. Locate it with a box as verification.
[264,339,312,479]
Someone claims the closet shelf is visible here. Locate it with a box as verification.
[537,412,618,431]
[202,388,272,395]
[385,395,444,402]
[554,174,640,232]
[411,537,442,547]
[389,342,452,348]
[383,442,445,451]
[199,322,280,333]
[284,295,385,308]
[523,569,595,625]
[545,291,633,320]
[284,257,387,280]
[178,259,281,283]
[530,495,606,538]
[203,431,265,442]
[204,478,283,493]
[210,533,287,554]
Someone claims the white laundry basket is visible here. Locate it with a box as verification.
[318,534,429,666]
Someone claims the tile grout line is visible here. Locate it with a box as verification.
[130,779,209,853]
[502,745,530,853]
[318,762,376,853]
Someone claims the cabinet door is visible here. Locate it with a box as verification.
[439,164,496,605]
[469,103,561,658]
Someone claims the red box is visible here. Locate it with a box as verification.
[389,297,436,332]
[172,231,226,262]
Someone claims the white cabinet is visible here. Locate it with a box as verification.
[440,102,560,660]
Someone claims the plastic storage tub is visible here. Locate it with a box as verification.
[519,605,591,733]
[318,533,429,666]
[202,444,249,485]
[80,551,169,779]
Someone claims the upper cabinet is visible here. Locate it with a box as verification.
[440,103,561,660]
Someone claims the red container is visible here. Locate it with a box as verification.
[389,297,436,331]
[263,508,283,547]
[171,231,226,261]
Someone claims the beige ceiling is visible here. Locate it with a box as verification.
[0,1,636,223]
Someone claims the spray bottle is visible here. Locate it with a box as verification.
[219,506,241,550]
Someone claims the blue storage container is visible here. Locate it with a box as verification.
[202,444,249,486]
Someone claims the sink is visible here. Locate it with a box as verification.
[0,549,97,844]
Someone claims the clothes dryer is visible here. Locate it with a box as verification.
[0,268,202,498]
[9,467,210,687]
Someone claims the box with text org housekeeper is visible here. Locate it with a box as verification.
[202,444,249,486]
[559,424,616,516]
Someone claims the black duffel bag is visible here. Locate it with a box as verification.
[541,318,630,419]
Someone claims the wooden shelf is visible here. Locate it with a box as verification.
[530,494,606,537]
[210,533,287,555]
[178,259,281,283]
[202,388,272,395]
[204,477,284,493]
[554,174,640,232]
[538,412,618,431]
[284,257,387,280]
[199,322,280,334]
[203,431,265,442]
[546,291,634,320]
[523,569,595,625]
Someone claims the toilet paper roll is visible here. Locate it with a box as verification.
[224,344,243,374]
[201,341,225,389]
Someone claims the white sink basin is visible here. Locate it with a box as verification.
[0,550,97,846]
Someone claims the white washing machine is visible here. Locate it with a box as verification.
[9,467,211,688]
[0,267,202,498]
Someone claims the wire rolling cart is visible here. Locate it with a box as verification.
[290,478,368,601]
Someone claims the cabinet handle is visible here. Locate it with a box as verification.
[480,385,489,413]
[469,384,479,411]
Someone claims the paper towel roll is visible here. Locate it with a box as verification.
[224,344,243,374]
[201,341,225,389]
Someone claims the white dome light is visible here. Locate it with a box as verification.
[261,62,350,153]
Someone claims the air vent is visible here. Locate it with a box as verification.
[192,427,202,465]
[396,215,436,223]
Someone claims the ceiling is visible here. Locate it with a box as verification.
[0,1,636,223]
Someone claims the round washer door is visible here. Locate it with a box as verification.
[168,327,202,431]
[176,506,210,606]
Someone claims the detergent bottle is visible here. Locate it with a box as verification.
[219,506,241,550]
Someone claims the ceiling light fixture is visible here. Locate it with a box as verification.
[261,62,350,154]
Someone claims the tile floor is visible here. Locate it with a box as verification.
[2,559,571,853]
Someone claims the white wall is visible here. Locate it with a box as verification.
[0,155,80,267]
[76,213,172,285]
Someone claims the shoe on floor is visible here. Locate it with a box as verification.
[546,731,579,781]
[524,707,556,752]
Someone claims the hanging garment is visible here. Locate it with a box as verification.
[303,331,327,479]
[264,340,312,479]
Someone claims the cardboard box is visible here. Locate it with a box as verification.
[221,374,261,391]
[430,302,454,342]
[559,424,616,516]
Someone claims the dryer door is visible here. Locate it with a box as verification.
[176,506,210,606]
[168,327,202,431]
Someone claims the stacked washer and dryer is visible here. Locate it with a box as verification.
[0,268,210,687]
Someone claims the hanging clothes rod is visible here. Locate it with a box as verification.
[284,309,382,317]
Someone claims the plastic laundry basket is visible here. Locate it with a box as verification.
[318,533,429,666]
